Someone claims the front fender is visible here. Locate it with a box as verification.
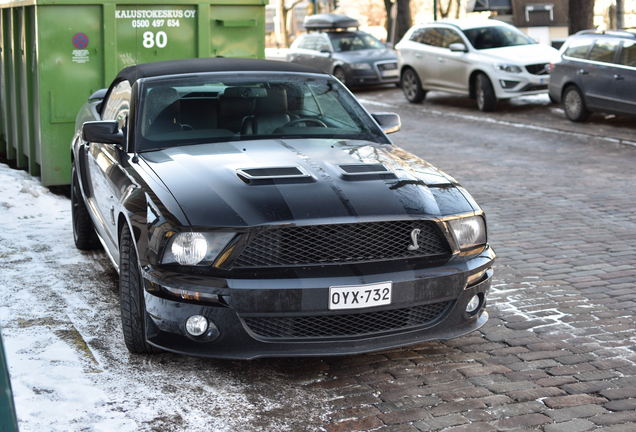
[118,161,191,269]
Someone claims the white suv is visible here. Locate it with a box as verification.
[396,20,560,111]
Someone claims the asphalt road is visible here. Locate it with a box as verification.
[4,87,636,431]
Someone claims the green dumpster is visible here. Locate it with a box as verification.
[0,0,267,186]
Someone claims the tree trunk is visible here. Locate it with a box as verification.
[384,0,394,44]
[395,0,412,43]
[277,0,304,47]
[568,0,594,35]
[455,0,462,19]
[616,0,625,29]
[384,0,411,45]
[277,0,288,47]
[439,0,452,19]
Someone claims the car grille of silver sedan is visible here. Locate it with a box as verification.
[233,220,451,267]
[241,301,452,339]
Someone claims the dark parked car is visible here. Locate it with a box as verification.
[71,58,495,359]
[287,14,399,87]
[549,29,636,121]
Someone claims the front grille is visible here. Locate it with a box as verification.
[377,62,398,71]
[525,63,551,75]
[242,301,452,339]
[233,220,451,268]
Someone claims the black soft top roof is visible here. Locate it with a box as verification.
[115,57,327,84]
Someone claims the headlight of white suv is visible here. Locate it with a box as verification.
[162,232,235,266]
[448,216,486,250]
[494,63,522,73]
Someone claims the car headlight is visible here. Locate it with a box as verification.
[351,62,372,70]
[494,63,522,73]
[162,232,235,266]
[448,216,486,250]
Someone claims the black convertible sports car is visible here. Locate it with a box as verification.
[71,58,495,359]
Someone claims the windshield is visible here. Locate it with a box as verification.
[329,32,386,52]
[463,26,536,50]
[135,74,387,152]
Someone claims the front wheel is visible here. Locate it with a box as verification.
[119,225,158,354]
[71,165,100,250]
[476,73,497,112]
[401,68,426,103]
[563,85,590,122]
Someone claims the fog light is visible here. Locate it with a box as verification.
[466,295,480,313]
[499,80,520,89]
[186,315,208,336]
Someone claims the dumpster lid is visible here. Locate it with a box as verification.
[304,14,360,31]
[116,58,326,85]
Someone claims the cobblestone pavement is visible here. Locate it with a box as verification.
[298,89,636,431]
[4,88,635,431]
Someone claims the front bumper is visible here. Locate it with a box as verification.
[345,62,400,86]
[142,247,495,359]
[492,71,550,99]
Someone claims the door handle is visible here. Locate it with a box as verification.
[437,57,445,62]
[614,74,624,80]
[415,53,423,58]
[578,69,589,75]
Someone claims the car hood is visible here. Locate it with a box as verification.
[141,139,478,228]
[335,48,397,63]
[480,43,560,64]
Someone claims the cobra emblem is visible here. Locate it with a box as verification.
[408,228,421,251]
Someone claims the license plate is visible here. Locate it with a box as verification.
[381,70,398,78]
[329,281,392,310]
[540,77,549,84]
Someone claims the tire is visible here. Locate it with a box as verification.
[119,225,158,354]
[333,67,347,86]
[563,85,590,122]
[401,68,426,103]
[71,165,100,250]
[476,73,497,112]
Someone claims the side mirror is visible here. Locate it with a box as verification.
[371,113,401,134]
[82,120,124,145]
[320,48,332,57]
[449,43,468,53]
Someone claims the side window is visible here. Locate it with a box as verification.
[298,36,315,50]
[442,29,464,48]
[409,28,428,44]
[620,40,636,67]
[315,36,331,52]
[589,39,620,63]
[422,28,446,47]
[564,38,594,59]
[102,80,131,130]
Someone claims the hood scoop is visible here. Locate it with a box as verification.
[337,163,397,180]
[236,166,314,184]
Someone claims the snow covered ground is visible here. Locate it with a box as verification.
[0,163,329,431]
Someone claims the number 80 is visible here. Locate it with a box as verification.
[142,31,168,48]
